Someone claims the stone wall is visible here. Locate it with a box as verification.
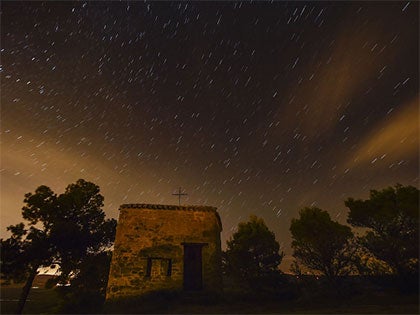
[106,204,222,300]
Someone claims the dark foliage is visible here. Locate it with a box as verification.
[345,184,419,277]
[0,179,116,314]
[57,251,113,313]
[290,207,356,282]
[224,215,284,287]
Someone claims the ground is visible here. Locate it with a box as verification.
[0,284,60,314]
[1,283,418,314]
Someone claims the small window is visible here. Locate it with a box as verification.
[145,258,172,277]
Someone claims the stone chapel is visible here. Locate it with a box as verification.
[106,204,222,299]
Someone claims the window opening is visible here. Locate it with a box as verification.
[145,258,152,277]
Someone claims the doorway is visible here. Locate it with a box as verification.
[183,243,205,290]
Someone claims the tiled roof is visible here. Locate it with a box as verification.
[119,204,217,212]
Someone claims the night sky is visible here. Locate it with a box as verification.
[1,1,418,270]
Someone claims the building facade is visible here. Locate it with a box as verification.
[106,204,222,299]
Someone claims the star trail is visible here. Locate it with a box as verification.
[1,1,418,269]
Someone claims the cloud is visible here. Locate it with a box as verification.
[345,97,419,168]
[273,10,401,139]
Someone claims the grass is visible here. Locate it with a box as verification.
[102,283,419,314]
[1,284,61,314]
[1,282,418,314]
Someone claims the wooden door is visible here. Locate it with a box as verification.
[183,244,203,290]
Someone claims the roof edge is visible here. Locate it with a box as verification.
[119,203,217,212]
[119,203,222,231]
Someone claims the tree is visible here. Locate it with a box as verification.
[0,179,116,314]
[224,215,284,286]
[351,245,393,276]
[345,184,419,277]
[56,251,113,313]
[290,207,355,282]
[1,222,53,314]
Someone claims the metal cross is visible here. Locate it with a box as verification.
[172,187,187,206]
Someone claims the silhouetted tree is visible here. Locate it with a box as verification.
[345,184,419,277]
[351,245,393,276]
[290,207,355,283]
[0,179,116,314]
[224,215,284,287]
[56,251,113,313]
[1,222,53,314]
